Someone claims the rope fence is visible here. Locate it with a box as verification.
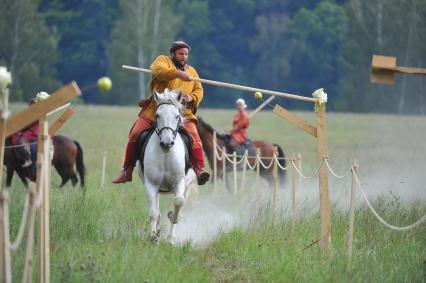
[211,139,426,272]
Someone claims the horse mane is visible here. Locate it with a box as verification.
[156,89,184,110]
[197,117,226,140]
[155,89,187,122]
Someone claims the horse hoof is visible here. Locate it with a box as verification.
[166,235,177,245]
[150,230,160,244]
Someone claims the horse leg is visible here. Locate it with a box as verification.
[70,173,78,187]
[167,179,186,245]
[145,182,161,243]
[6,165,14,187]
[16,168,29,187]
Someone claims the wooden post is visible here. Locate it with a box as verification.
[42,125,51,283]
[48,108,75,136]
[0,116,7,188]
[297,153,302,190]
[347,159,358,272]
[271,152,278,227]
[0,191,11,283]
[222,146,226,188]
[37,117,50,283]
[0,113,11,283]
[316,103,331,249]
[232,151,237,194]
[23,187,36,283]
[255,148,261,188]
[213,132,218,191]
[291,153,297,238]
[100,152,107,188]
[240,150,248,192]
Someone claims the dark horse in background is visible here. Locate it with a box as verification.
[196,117,286,189]
[3,135,86,188]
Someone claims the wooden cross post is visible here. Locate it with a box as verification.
[273,103,331,250]
[371,54,426,85]
[1,82,80,283]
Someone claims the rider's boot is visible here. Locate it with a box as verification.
[112,141,137,184]
[191,147,210,185]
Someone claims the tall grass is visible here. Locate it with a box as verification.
[5,105,426,282]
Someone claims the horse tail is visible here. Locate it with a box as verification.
[274,144,286,184]
[74,140,86,187]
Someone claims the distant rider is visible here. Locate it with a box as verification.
[230,98,250,151]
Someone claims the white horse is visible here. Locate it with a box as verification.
[138,89,197,244]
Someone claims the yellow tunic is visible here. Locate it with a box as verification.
[139,55,203,121]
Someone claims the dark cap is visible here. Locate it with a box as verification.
[170,41,191,54]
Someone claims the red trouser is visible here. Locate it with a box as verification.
[123,114,205,173]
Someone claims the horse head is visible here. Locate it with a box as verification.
[153,89,184,152]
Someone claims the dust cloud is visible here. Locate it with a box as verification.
[163,113,426,246]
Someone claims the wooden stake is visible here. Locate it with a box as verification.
[347,159,358,272]
[48,108,75,136]
[222,146,226,189]
[23,187,36,283]
[232,151,237,194]
[249,96,276,118]
[213,132,217,191]
[255,148,261,188]
[272,151,278,227]
[291,154,296,238]
[42,126,51,283]
[240,150,248,192]
[0,115,11,283]
[316,104,331,250]
[297,153,302,191]
[37,118,49,283]
[0,191,11,283]
[100,152,107,188]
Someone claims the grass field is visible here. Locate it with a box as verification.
[6,104,426,282]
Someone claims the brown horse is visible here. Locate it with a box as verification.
[196,117,286,188]
[4,135,86,188]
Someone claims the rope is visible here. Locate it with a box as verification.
[256,154,275,169]
[354,172,426,231]
[4,141,37,149]
[274,154,289,170]
[244,154,258,170]
[324,158,352,179]
[291,159,325,179]
[9,193,30,251]
[10,160,46,251]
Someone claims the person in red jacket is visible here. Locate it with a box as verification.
[230,98,250,151]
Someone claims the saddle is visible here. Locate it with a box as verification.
[223,134,256,157]
[136,126,193,175]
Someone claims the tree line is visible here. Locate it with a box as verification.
[0,0,425,113]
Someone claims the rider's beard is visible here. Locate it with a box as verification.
[171,55,187,70]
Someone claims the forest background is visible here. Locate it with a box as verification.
[1,0,425,113]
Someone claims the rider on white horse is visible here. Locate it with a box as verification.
[112,40,210,186]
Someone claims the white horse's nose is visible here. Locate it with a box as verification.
[159,132,175,151]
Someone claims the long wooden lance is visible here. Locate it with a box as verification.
[122,65,316,103]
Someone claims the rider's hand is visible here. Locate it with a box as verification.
[176,70,191,82]
[183,94,193,102]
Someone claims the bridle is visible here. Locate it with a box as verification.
[154,102,182,140]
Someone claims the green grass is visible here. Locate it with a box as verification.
[5,105,426,282]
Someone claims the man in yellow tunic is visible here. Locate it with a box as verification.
[112,41,210,185]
